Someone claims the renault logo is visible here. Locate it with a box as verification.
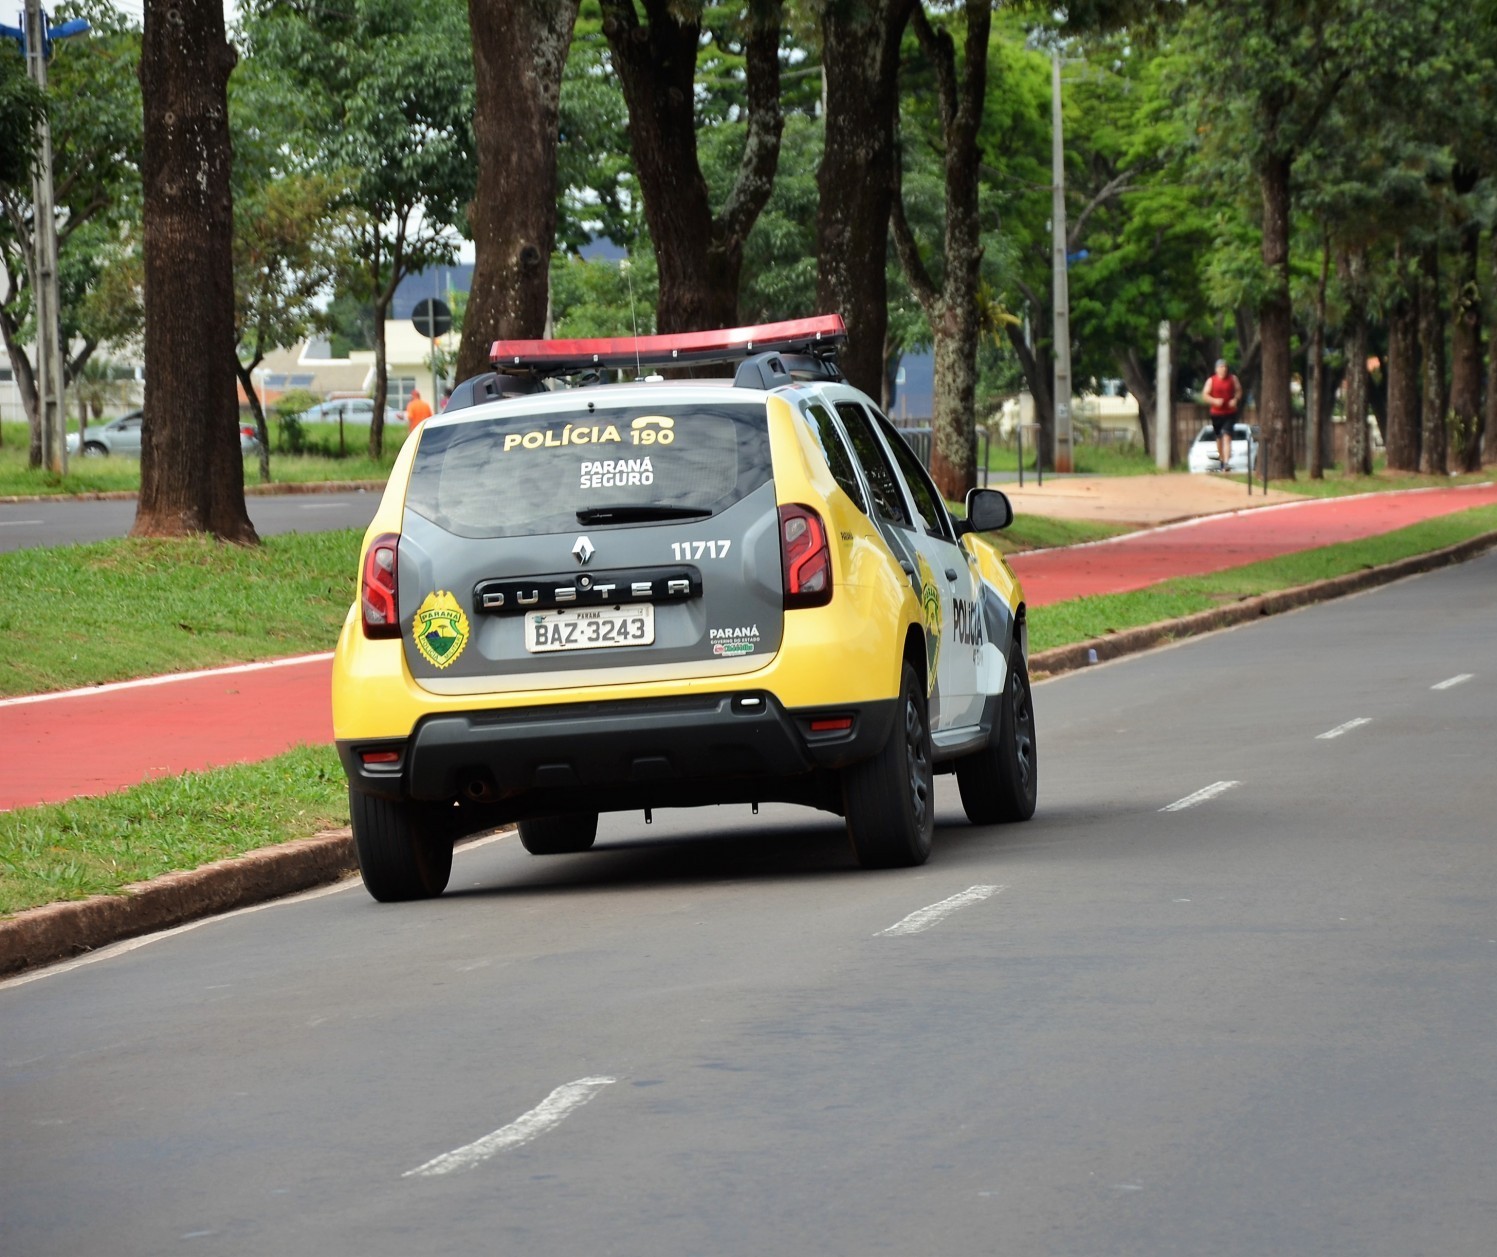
[572,535,595,566]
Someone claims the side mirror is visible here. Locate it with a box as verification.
[959,487,1014,534]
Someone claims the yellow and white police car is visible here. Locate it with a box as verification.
[332,315,1036,900]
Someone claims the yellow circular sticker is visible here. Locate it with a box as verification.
[413,590,470,670]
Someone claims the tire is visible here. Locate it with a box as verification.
[517,812,599,855]
[842,661,935,868]
[349,790,455,902]
[82,442,108,457]
[956,640,1038,825]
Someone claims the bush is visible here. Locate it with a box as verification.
[272,389,321,454]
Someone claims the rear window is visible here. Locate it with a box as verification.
[405,401,773,539]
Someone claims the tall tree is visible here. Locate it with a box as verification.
[133,0,255,542]
[815,0,917,396]
[600,0,784,336]
[456,0,581,382]
[242,0,474,458]
[1176,0,1383,480]
[0,0,141,467]
[891,1,991,497]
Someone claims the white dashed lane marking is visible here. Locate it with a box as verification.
[1431,674,1473,691]
[1317,718,1372,740]
[1160,781,1240,812]
[403,1077,617,1179]
[876,885,1004,937]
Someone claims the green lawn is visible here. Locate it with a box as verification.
[0,419,402,498]
[1028,503,1497,652]
[0,746,350,917]
[0,530,360,696]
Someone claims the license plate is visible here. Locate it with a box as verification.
[524,604,655,653]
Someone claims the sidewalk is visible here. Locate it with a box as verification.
[4,479,1496,813]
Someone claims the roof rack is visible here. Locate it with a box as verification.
[488,314,847,381]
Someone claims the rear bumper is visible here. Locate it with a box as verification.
[338,691,897,815]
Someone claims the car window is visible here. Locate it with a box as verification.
[876,414,953,541]
[835,402,910,526]
[405,401,774,540]
[801,402,867,514]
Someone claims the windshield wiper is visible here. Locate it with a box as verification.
[576,504,713,524]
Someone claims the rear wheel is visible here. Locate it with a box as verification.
[349,791,455,901]
[842,662,934,868]
[956,640,1037,824]
[518,812,599,855]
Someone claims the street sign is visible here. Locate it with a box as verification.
[412,297,451,339]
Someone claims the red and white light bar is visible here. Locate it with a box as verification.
[490,314,846,374]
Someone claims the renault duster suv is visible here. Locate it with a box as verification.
[332,315,1036,901]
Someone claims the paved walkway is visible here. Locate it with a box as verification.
[4,482,1495,812]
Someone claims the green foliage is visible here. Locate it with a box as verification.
[551,250,659,339]
[0,43,44,189]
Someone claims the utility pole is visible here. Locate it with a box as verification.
[1050,52,1073,475]
[3,3,88,475]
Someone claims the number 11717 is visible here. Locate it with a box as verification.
[671,539,731,560]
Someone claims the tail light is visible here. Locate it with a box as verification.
[779,504,832,609]
[361,532,401,638]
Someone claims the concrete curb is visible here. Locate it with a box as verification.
[1029,530,1497,677]
[0,830,357,977]
[4,528,1494,978]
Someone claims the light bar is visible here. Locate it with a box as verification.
[489,314,847,374]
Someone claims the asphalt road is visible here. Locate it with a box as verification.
[0,491,380,552]
[3,553,1494,1257]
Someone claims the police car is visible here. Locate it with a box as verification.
[331,315,1036,900]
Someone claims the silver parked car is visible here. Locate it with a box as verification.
[295,398,404,427]
[67,411,261,457]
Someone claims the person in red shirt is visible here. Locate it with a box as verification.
[1202,359,1242,472]
[406,388,433,431]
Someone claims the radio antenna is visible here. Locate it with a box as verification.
[621,256,643,380]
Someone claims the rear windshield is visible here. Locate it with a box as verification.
[405,401,773,539]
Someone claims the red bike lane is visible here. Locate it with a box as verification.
[4,483,1494,812]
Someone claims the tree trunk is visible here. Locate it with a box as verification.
[0,303,39,460]
[1417,243,1447,476]
[603,1,782,339]
[1486,233,1497,467]
[457,0,580,382]
[1338,245,1371,476]
[816,0,916,397]
[1306,237,1329,478]
[891,2,989,499]
[1257,153,1295,479]
[1384,268,1420,472]
[133,0,257,543]
[234,355,271,485]
[1116,347,1154,457]
[1448,223,1483,472]
[1005,321,1053,471]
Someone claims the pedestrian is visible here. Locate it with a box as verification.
[406,387,433,431]
[439,387,453,412]
[1201,359,1242,472]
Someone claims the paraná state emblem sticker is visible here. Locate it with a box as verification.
[413,590,470,669]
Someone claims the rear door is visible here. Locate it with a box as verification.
[396,393,785,696]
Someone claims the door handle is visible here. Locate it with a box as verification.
[945,568,959,582]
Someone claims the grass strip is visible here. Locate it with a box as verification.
[0,745,349,917]
[4,503,1494,916]
[1028,503,1497,653]
[0,530,360,696]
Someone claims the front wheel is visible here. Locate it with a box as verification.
[517,812,599,855]
[842,662,935,868]
[349,791,455,902]
[955,640,1038,825]
[82,441,108,457]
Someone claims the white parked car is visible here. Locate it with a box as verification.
[1187,422,1254,474]
[67,410,260,457]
